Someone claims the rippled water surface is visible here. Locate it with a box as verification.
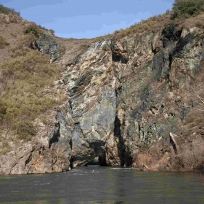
[0,166,204,204]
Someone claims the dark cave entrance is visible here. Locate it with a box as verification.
[85,157,100,165]
[84,141,108,166]
[85,154,108,166]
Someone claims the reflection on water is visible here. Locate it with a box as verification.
[0,166,203,204]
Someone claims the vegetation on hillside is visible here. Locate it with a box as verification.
[24,24,40,38]
[0,50,63,141]
[0,35,10,49]
[11,34,37,58]
[171,0,204,19]
[93,0,204,41]
[0,4,67,144]
[0,4,20,16]
[104,11,173,41]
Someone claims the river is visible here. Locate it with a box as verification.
[0,166,203,204]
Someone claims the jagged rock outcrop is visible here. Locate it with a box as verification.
[0,142,71,174]
[56,25,204,171]
[58,40,121,167]
[1,22,204,174]
[35,32,61,62]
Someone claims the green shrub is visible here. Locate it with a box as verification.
[14,121,37,141]
[171,0,204,19]
[0,4,20,16]
[162,22,176,35]
[24,25,39,38]
[102,44,110,51]
[50,29,55,35]
[1,147,10,155]
[195,20,203,28]
[0,100,7,124]
[11,31,18,37]
[0,35,10,49]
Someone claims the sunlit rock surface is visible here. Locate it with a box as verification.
[1,22,204,174]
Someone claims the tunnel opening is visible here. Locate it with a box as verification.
[85,157,100,166]
[85,156,108,166]
[84,142,108,166]
[85,154,108,166]
[85,144,108,166]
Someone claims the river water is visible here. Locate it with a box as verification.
[0,166,204,204]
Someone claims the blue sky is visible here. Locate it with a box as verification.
[1,0,174,39]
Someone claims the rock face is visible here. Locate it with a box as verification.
[35,32,61,62]
[58,40,121,167]
[58,26,204,171]
[1,24,204,174]
[0,142,71,175]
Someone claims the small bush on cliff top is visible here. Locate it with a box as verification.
[171,0,204,19]
[0,4,20,16]
[24,24,40,38]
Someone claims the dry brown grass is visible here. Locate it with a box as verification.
[10,31,18,37]
[91,11,185,42]
[171,135,204,171]
[0,50,63,141]
[0,35,9,49]
[11,33,36,58]
[0,140,11,155]
[0,15,25,66]
[53,37,92,66]
[183,12,204,29]
[92,11,204,42]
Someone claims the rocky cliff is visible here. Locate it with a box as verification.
[1,11,204,174]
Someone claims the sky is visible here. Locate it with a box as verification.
[1,0,174,39]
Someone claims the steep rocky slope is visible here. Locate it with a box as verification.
[1,9,204,174]
[56,22,204,171]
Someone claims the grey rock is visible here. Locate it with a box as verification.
[35,33,61,62]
